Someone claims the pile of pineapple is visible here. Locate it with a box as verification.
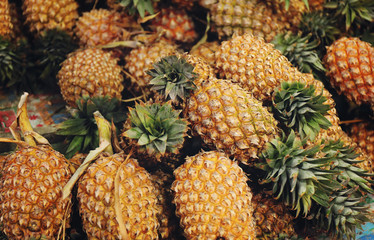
[1,0,374,239]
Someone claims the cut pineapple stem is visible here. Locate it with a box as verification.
[8,92,50,147]
[15,92,36,146]
[94,111,113,155]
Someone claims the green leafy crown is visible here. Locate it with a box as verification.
[0,36,24,89]
[272,82,332,140]
[124,101,188,158]
[147,55,198,104]
[56,96,126,159]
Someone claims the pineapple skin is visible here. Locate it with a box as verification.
[22,0,79,35]
[0,145,72,240]
[171,151,256,239]
[210,0,289,42]
[75,9,137,48]
[77,153,160,239]
[57,48,124,107]
[0,0,13,39]
[185,77,279,164]
[149,7,198,44]
[324,37,374,107]
[190,41,221,69]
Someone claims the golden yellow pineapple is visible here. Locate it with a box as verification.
[252,192,297,239]
[324,37,374,108]
[0,0,13,39]
[57,47,124,107]
[77,153,160,239]
[0,93,72,239]
[124,39,179,92]
[75,111,160,239]
[75,8,139,48]
[209,0,289,42]
[171,150,256,239]
[149,7,198,44]
[186,77,279,163]
[22,0,79,35]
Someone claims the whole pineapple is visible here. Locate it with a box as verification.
[0,0,13,39]
[76,111,160,239]
[57,47,124,107]
[171,150,256,239]
[0,93,72,239]
[75,8,139,48]
[324,37,374,108]
[22,0,79,35]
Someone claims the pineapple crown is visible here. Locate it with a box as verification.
[124,101,188,158]
[118,0,155,18]
[272,82,332,140]
[56,96,126,159]
[324,0,374,31]
[32,29,78,91]
[257,131,339,217]
[0,36,24,88]
[147,55,198,104]
[258,130,374,236]
[313,186,371,240]
[272,33,325,75]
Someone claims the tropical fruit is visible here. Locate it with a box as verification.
[324,37,374,108]
[57,47,124,107]
[171,150,256,239]
[22,0,79,35]
[0,93,72,240]
[74,111,161,239]
[75,8,139,47]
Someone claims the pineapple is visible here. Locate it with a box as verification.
[0,93,72,239]
[124,38,179,94]
[75,8,139,48]
[209,0,290,42]
[75,111,160,239]
[323,37,374,108]
[0,0,13,39]
[149,7,198,44]
[252,192,297,239]
[57,47,124,107]
[22,0,79,35]
[309,0,325,11]
[171,150,256,239]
